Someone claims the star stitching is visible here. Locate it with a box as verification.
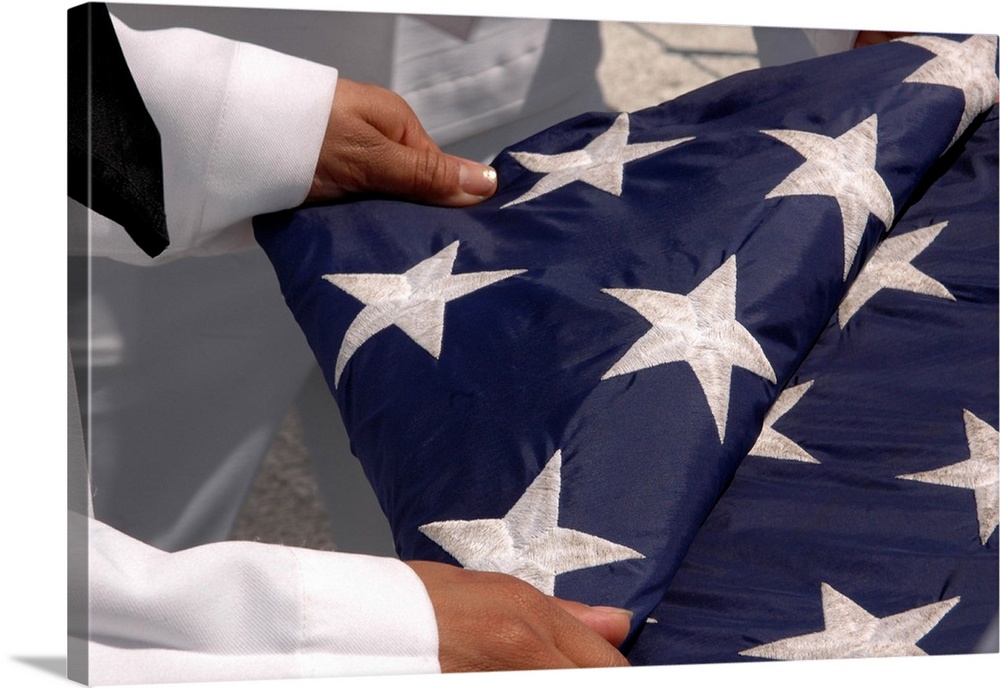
[601,255,776,443]
[748,381,818,463]
[763,115,895,281]
[419,450,645,595]
[897,409,999,545]
[899,34,999,147]
[502,112,693,208]
[740,583,960,660]
[838,221,954,327]
[322,241,525,385]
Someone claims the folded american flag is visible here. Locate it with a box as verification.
[255,34,998,663]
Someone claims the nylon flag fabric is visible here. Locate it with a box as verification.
[255,34,999,664]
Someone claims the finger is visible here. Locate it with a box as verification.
[554,599,633,647]
[442,623,579,673]
[457,572,627,670]
[547,604,631,668]
[377,141,498,206]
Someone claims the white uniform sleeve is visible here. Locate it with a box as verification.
[84,514,440,684]
[71,15,441,683]
[82,14,338,264]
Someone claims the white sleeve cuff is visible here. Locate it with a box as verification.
[85,517,440,684]
[292,547,441,677]
[109,15,338,261]
[197,39,336,233]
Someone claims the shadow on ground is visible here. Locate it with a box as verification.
[11,656,66,678]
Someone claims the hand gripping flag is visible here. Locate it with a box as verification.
[255,34,998,664]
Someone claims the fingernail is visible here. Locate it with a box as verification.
[459,163,497,198]
[591,606,634,620]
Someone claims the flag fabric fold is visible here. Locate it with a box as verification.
[631,101,998,663]
[254,34,998,662]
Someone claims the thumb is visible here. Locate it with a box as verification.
[387,143,498,207]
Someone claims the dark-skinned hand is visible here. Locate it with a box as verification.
[406,560,632,673]
[307,78,497,206]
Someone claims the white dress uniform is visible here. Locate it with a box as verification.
[70,12,446,684]
[69,6,605,683]
[75,6,606,554]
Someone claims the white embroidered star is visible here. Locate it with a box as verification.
[740,583,959,660]
[898,410,999,545]
[900,34,999,146]
[322,241,524,385]
[763,115,895,281]
[502,112,693,208]
[601,255,776,443]
[419,450,645,595]
[749,381,818,463]
[838,222,954,327]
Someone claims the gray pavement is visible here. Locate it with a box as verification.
[230,20,761,553]
[598,22,758,110]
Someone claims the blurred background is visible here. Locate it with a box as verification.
[229,20,761,552]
